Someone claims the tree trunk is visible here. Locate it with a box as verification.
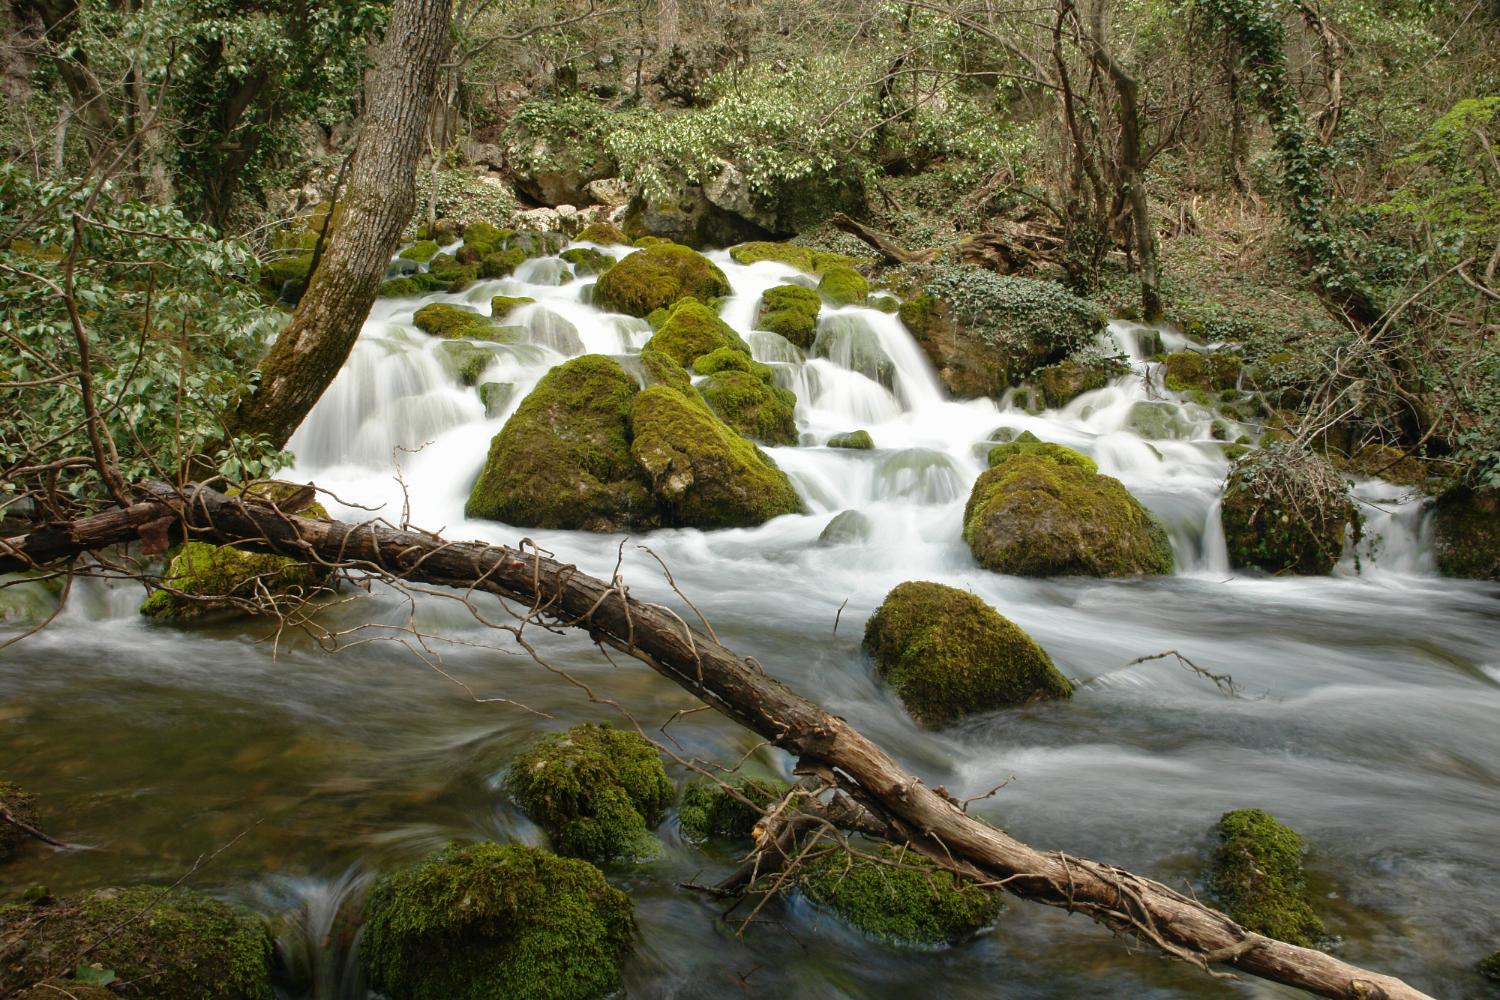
[230,0,453,448]
[0,481,1436,1000]
[1226,45,1251,194]
[657,0,678,55]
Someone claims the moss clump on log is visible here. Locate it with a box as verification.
[864,580,1071,726]
[362,842,634,1000]
[677,776,789,842]
[1207,808,1324,947]
[593,243,731,317]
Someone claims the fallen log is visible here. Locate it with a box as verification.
[831,212,937,265]
[0,482,1433,1000]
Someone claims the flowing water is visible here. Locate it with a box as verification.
[3,241,1499,999]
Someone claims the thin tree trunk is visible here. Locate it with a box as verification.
[230,0,453,448]
[1226,47,1250,194]
[0,481,1436,1000]
[657,0,677,55]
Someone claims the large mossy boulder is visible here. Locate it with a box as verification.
[414,303,495,340]
[0,782,37,860]
[362,842,634,1000]
[864,581,1071,726]
[593,244,731,317]
[506,723,673,862]
[800,842,1002,946]
[642,299,749,368]
[1221,444,1361,575]
[677,776,789,843]
[0,887,274,999]
[818,266,868,306]
[755,284,821,349]
[1431,486,1500,580]
[698,369,798,446]
[1207,808,1324,946]
[1163,350,1241,394]
[629,385,803,528]
[963,444,1173,577]
[465,356,658,531]
[898,268,1104,399]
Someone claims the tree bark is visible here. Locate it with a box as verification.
[229,0,453,449]
[0,482,1435,1000]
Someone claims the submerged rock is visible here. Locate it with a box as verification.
[0,782,37,860]
[864,581,1071,726]
[800,841,1002,946]
[437,341,500,386]
[755,284,821,349]
[963,445,1173,577]
[0,886,274,999]
[1207,808,1324,946]
[593,243,731,317]
[818,509,874,546]
[1221,444,1361,575]
[678,776,789,843]
[1431,486,1500,581]
[362,842,634,1000]
[477,381,515,418]
[506,723,672,862]
[827,430,874,450]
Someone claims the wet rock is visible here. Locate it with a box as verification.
[986,431,1096,472]
[362,842,634,1000]
[678,776,789,843]
[818,509,874,546]
[594,243,731,317]
[1431,486,1500,581]
[1034,354,1127,408]
[827,430,874,450]
[561,247,615,276]
[577,220,630,244]
[1125,400,1196,440]
[727,242,861,274]
[0,782,37,861]
[437,341,500,386]
[490,295,534,320]
[506,723,672,862]
[1221,444,1361,575]
[1207,808,1324,947]
[477,381,515,418]
[755,284,821,349]
[864,580,1072,726]
[413,303,494,339]
[812,316,896,390]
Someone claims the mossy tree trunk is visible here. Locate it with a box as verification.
[230,0,453,448]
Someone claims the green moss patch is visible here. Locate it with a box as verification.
[864,581,1071,726]
[1221,444,1361,575]
[362,842,634,1000]
[755,284,822,349]
[400,240,440,263]
[259,254,311,300]
[818,266,869,306]
[414,303,494,340]
[506,724,673,862]
[594,244,731,317]
[1431,486,1500,581]
[678,777,789,843]
[699,369,798,446]
[561,247,615,276]
[1207,808,1324,946]
[577,221,630,245]
[428,252,480,292]
[1034,354,1128,408]
[1164,350,1242,394]
[491,295,535,320]
[643,299,750,369]
[986,432,1097,474]
[728,241,859,274]
[828,430,874,450]
[141,529,328,622]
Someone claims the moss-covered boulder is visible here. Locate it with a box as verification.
[1221,445,1361,575]
[477,381,515,418]
[828,430,873,450]
[818,266,868,306]
[362,842,634,1000]
[577,221,630,245]
[1479,950,1500,982]
[864,581,1071,726]
[699,369,798,446]
[506,724,673,861]
[0,782,37,861]
[593,244,731,317]
[428,252,479,291]
[818,509,874,545]
[413,303,494,340]
[379,276,424,298]
[438,341,500,386]
[728,242,859,274]
[629,385,803,528]
[1431,486,1500,581]
[986,432,1097,473]
[461,221,509,256]
[491,295,535,320]
[561,247,615,277]
[678,776,789,843]
[755,284,822,349]
[898,269,1104,398]
[1035,354,1127,408]
[800,842,1002,946]
[478,247,528,279]
[259,254,311,301]
[1207,808,1324,946]
[0,886,274,999]
[963,446,1173,577]
[1163,350,1242,394]
[692,346,760,376]
[465,356,658,531]
[642,299,750,369]
[400,239,440,263]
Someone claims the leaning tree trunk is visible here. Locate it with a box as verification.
[230,0,453,449]
[0,481,1435,1000]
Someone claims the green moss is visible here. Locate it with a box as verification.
[755,284,822,349]
[1164,350,1242,394]
[414,303,494,339]
[380,277,423,298]
[0,782,37,860]
[14,981,119,999]
[259,254,311,298]
[1207,809,1324,946]
[986,433,1097,474]
[864,581,1071,726]
[692,347,756,376]
[0,886,274,999]
[827,430,874,450]
[800,842,1002,946]
[400,240,440,263]
[461,221,508,257]
[429,252,480,291]
[506,724,672,862]
[593,244,731,317]
[465,356,658,531]
[677,777,789,842]
[491,295,535,320]
[727,241,859,274]
[643,299,750,369]
[1479,950,1500,981]
[699,370,798,446]
[640,349,698,396]
[577,222,630,245]
[438,342,498,386]
[1221,445,1360,575]
[478,247,528,279]
[629,385,804,528]
[1034,355,1127,408]
[362,842,634,1000]
[963,451,1173,577]
[141,529,327,622]
[869,293,901,313]
[1431,486,1500,581]
[818,266,869,306]
[561,247,615,276]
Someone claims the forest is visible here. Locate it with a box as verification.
[0,0,1498,997]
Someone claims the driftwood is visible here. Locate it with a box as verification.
[830,212,937,264]
[0,482,1434,1000]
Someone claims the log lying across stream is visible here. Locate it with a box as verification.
[0,482,1433,1000]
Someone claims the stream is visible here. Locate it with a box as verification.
[3,240,1499,998]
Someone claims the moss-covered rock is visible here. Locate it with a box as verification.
[506,724,673,862]
[699,370,798,446]
[1034,354,1127,408]
[642,299,750,369]
[460,221,508,257]
[477,381,516,418]
[490,295,535,320]
[465,356,658,531]
[863,581,1071,726]
[963,448,1173,577]
[0,886,274,999]
[818,266,868,306]
[1164,350,1242,394]
[0,782,37,861]
[1479,950,1500,982]
[478,247,528,279]
[755,284,822,349]
[413,303,494,340]
[818,509,874,545]
[362,842,634,1000]
[399,240,440,263]
[677,777,789,843]
[577,221,630,245]
[259,254,311,301]
[827,430,874,450]
[640,348,698,394]
[728,242,859,274]
[692,347,758,376]
[593,244,731,317]
[559,247,612,276]
[379,276,423,298]
[428,252,480,291]
[1207,808,1324,946]
[869,293,901,313]
[986,432,1097,474]
[800,842,1002,946]
[438,341,499,386]
[1221,444,1361,575]
[1431,486,1500,581]
[629,385,804,528]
